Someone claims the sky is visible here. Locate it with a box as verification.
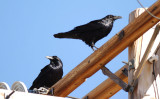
[0,0,157,99]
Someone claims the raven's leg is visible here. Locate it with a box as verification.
[93,45,98,49]
[91,46,95,51]
[91,42,98,51]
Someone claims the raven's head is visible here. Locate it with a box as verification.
[46,56,62,64]
[104,15,122,21]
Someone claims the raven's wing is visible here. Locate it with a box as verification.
[73,20,105,32]
[54,20,106,39]
[29,65,51,89]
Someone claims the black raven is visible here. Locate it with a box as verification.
[29,56,63,90]
[54,15,122,50]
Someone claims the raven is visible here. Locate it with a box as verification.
[54,15,122,50]
[29,56,63,90]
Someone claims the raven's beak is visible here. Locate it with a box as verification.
[114,16,122,20]
[46,56,53,60]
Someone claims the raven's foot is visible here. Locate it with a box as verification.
[91,45,98,51]
[33,87,49,94]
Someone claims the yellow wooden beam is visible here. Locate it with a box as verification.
[48,1,160,97]
[83,65,128,99]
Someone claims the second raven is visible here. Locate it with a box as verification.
[54,15,122,51]
[29,56,63,91]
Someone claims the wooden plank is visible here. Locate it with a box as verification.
[129,23,160,99]
[82,65,128,99]
[129,42,160,99]
[128,8,144,99]
[133,23,160,84]
[48,1,160,97]
[128,9,160,99]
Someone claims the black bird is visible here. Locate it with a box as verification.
[29,56,63,90]
[54,15,122,51]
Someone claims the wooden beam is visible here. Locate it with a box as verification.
[133,23,160,81]
[128,23,160,99]
[132,23,160,87]
[128,8,160,99]
[128,8,144,99]
[83,65,128,99]
[48,1,160,97]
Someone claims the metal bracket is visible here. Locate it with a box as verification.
[128,86,134,93]
[128,78,138,93]
[122,68,128,77]
[101,66,129,92]
[118,30,125,40]
[122,59,135,71]
[148,54,159,64]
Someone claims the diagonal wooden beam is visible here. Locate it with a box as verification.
[101,66,129,92]
[131,23,160,91]
[134,23,160,80]
[48,1,160,97]
[83,65,128,99]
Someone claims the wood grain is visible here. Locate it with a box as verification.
[83,65,128,99]
[48,1,160,97]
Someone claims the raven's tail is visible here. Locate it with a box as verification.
[53,32,79,39]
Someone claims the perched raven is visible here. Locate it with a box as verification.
[54,15,122,50]
[29,56,63,90]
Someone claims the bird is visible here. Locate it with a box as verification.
[54,15,122,51]
[29,56,63,90]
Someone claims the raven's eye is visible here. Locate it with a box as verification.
[109,15,113,18]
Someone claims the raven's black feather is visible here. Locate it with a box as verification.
[54,15,121,50]
[29,56,63,90]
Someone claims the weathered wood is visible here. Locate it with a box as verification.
[129,43,160,99]
[128,8,144,99]
[48,1,160,97]
[83,65,128,99]
[129,23,160,99]
[132,23,160,86]
[101,66,128,91]
[128,9,160,99]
